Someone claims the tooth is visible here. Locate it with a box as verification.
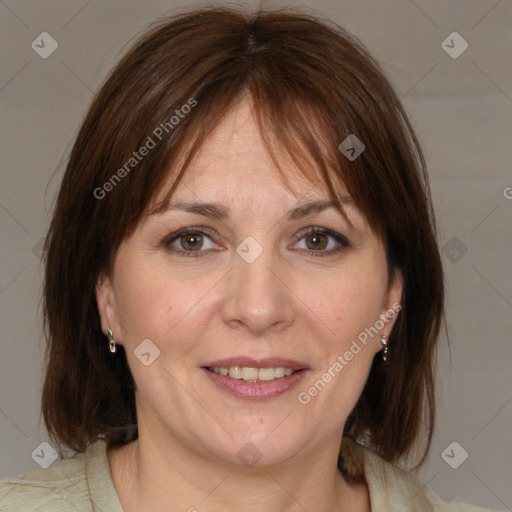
[214,366,297,380]
[274,366,285,378]
[242,367,258,381]
[229,366,243,379]
[258,368,276,381]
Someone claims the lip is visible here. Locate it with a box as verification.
[202,357,308,371]
[201,367,309,400]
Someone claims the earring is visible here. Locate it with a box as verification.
[380,335,388,362]
[107,328,116,353]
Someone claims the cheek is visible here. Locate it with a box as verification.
[113,255,217,352]
[296,280,384,423]
[306,264,388,349]
[295,258,389,417]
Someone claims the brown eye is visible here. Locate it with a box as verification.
[304,232,328,251]
[293,227,349,258]
[180,232,204,251]
[163,227,219,258]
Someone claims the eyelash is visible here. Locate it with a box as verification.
[162,227,350,259]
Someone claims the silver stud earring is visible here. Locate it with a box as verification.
[380,335,388,362]
[107,328,116,353]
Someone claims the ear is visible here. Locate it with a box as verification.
[95,272,123,345]
[380,268,403,336]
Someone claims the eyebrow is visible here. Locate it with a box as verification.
[148,198,354,222]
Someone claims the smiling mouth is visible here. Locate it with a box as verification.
[205,366,301,382]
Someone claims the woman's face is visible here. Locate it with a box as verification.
[96,97,402,468]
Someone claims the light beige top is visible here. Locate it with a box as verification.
[0,439,498,511]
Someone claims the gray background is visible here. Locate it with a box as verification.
[0,0,511,510]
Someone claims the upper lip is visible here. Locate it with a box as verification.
[202,357,308,370]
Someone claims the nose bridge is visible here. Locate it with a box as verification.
[222,234,293,333]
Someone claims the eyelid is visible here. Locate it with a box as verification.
[163,225,350,257]
[163,227,220,248]
[290,227,350,258]
[292,226,350,246]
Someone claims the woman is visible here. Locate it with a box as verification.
[0,6,494,511]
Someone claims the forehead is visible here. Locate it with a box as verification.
[144,102,366,232]
[153,97,334,207]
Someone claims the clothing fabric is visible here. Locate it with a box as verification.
[0,439,499,511]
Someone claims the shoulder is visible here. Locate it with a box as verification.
[342,438,500,512]
[0,450,90,511]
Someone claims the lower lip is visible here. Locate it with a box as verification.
[201,368,308,400]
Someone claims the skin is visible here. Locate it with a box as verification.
[96,96,403,512]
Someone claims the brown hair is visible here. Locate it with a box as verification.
[42,5,444,471]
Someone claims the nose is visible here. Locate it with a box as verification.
[220,244,295,336]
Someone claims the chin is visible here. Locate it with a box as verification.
[203,425,307,469]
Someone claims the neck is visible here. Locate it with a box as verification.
[108,425,371,512]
